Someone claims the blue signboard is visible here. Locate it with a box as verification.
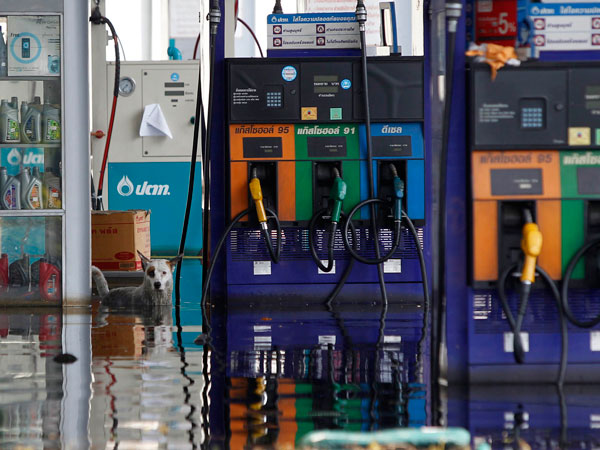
[108,162,203,257]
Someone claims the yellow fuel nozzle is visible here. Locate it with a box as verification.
[520,222,543,284]
[249,177,268,225]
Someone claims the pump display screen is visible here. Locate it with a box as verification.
[585,86,600,111]
[243,137,283,158]
[314,75,339,94]
[490,168,543,195]
[577,167,600,195]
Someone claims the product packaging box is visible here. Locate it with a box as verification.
[7,16,60,76]
[92,210,151,271]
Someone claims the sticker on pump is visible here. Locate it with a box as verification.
[590,331,600,351]
[504,332,529,353]
[281,65,297,82]
[318,260,336,274]
[253,261,271,275]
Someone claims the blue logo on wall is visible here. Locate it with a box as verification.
[108,162,202,255]
[341,79,352,90]
[171,73,180,81]
[10,32,42,64]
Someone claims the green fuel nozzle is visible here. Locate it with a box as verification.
[329,169,347,224]
[389,164,404,222]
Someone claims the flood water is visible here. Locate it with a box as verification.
[1,299,600,448]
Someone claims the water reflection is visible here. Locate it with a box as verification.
[0,310,63,447]
[5,301,600,448]
[90,301,206,449]
[449,384,600,449]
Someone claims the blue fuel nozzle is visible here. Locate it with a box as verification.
[393,176,404,222]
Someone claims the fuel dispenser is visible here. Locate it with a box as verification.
[468,61,600,380]
[224,57,427,293]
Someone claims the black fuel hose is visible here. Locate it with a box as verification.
[175,1,219,305]
[260,212,282,264]
[201,10,219,295]
[324,218,358,306]
[356,0,389,306]
[498,263,567,385]
[174,37,207,306]
[308,208,337,273]
[403,211,430,384]
[561,237,600,328]
[194,206,282,345]
[341,198,402,265]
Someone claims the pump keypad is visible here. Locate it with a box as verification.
[266,86,283,108]
[521,107,544,129]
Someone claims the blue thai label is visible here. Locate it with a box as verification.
[171,72,179,81]
[341,79,352,90]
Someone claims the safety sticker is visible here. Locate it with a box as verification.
[253,260,272,275]
[318,335,336,347]
[590,331,600,351]
[383,259,402,273]
[302,107,318,120]
[503,332,529,353]
[569,127,591,146]
[318,260,336,274]
[281,65,297,82]
[329,107,342,120]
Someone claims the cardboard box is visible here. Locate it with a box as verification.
[7,16,61,77]
[92,210,150,271]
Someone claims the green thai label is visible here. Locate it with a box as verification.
[6,119,19,141]
[45,119,60,141]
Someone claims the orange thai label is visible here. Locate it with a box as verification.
[472,151,560,200]
[229,124,295,161]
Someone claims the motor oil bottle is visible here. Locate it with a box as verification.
[43,169,61,209]
[0,253,9,292]
[39,258,61,301]
[9,253,29,287]
[20,100,41,144]
[0,26,7,77]
[42,103,61,143]
[9,97,18,109]
[20,167,42,210]
[0,99,20,143]
[0,166,21,209]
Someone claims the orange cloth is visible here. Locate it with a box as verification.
[466,43,518,80]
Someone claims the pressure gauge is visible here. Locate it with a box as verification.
[118,76,136,96]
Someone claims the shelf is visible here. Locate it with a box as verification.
[0,76,60,82]
[0,143,60,148]
[0,209,63,217]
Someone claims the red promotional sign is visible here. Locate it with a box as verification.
[475,0,517,42]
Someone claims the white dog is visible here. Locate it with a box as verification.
[92,251,182,306]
